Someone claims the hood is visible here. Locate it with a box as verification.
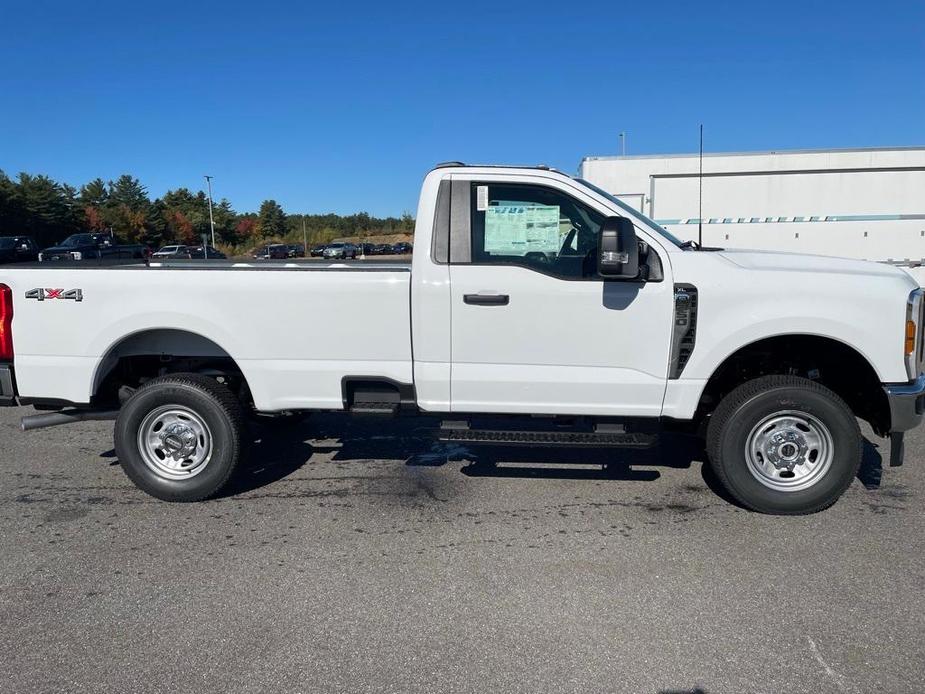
[716,249,910,281]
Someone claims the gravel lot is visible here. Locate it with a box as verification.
[1,406,922,693]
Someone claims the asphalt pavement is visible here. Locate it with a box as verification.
[1,406,922,693]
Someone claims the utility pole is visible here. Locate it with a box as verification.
[698,124,704,248]
[302,217,307,253]
[204,175,216,249]
[619,131,626,157]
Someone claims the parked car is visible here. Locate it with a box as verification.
[0,236,39,263]
[356,243,377,256]
[253,244,290,260]
[286,244,305,258]
[152,245,190,259]
[4,162,924,515]
[372,243,394,255]
[40,233,147,261]
[310,244,327,257]
[186,246,226,260]
[392,242,413,254]
[322,243,357,259]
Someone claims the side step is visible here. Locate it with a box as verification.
[350,401,400,416]
[438,426,656,448]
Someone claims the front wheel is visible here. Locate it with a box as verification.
[114,374,246,501]
[706,375,861,515]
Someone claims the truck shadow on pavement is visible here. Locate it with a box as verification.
[215,413,885,500]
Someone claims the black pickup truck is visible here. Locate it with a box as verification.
[39,233,148,262]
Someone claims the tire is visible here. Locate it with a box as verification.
[706,375,861,515]
[114,374,245,502]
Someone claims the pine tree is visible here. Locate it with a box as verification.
[257,199,287,239]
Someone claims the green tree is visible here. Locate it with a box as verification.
[101,175,151,241]
[107,175,149,209]
[16,173,79,245]
[0,170,24,235]
[212,198,237,244]
[257,199,287,238]
[79,178,109,231]
[79,178,108,207]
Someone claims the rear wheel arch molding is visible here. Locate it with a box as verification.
[91,328,251,401]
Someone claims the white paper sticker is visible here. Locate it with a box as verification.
[484,205,560,256]
[476,185,488,211]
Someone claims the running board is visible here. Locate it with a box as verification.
[437,427,656,448]
[349,402,400,416]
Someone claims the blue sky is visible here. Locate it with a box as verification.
[1,0,922,217]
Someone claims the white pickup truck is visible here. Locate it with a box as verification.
[1,163,923,514]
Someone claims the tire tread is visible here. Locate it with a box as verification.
[115,373,244,502]
[706,375,861,515]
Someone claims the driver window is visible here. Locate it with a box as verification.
[469,182,603,279]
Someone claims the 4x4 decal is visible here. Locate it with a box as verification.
[25,288,83,302]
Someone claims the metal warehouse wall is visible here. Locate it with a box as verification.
[579,147,925,272]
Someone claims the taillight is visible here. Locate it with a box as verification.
[0,284,12,361]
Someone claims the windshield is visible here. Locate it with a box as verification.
[574,179,685,247]
[61,234,94,247]
[0,238,15,249]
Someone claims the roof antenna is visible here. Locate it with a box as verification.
[698,124,704,248]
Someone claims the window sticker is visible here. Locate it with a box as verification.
[476,185,488,211]
[484,204,560,256]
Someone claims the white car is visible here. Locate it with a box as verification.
[151,245,189,259]
[322,243,357,259]
[1,163,922,514]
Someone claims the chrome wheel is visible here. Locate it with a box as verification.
[744,410,834,492]
[136,405,213,480]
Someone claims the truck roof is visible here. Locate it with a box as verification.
[431,161,565,174]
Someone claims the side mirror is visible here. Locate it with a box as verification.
[598,216,639,279]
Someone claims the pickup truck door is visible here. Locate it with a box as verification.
[447,176,675,417]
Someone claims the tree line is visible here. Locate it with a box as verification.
[0,169,414,250]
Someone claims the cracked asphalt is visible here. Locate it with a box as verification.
[1,407,923,693]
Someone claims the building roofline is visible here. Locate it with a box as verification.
[580,145,925,164]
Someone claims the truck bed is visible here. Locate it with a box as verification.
[1,260,413,410]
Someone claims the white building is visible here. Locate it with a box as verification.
[579,147,925,271]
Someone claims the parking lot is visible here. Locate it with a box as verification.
[1,406,922,693]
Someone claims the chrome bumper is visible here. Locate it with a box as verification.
[883,374,925,432]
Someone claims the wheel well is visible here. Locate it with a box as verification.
[92,329,251,408]
[697,335,890,436]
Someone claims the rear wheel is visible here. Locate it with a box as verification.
[706,375,861,514]
[114,374,245,501]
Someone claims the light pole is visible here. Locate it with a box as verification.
[204,175,216,249]
[619,131,626,157]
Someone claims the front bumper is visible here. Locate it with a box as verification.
[0,365,15,404]
[883,374,925,432]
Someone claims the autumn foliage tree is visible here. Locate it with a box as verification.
[0,168,415,251]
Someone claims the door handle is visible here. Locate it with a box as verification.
[464,293,510,306]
